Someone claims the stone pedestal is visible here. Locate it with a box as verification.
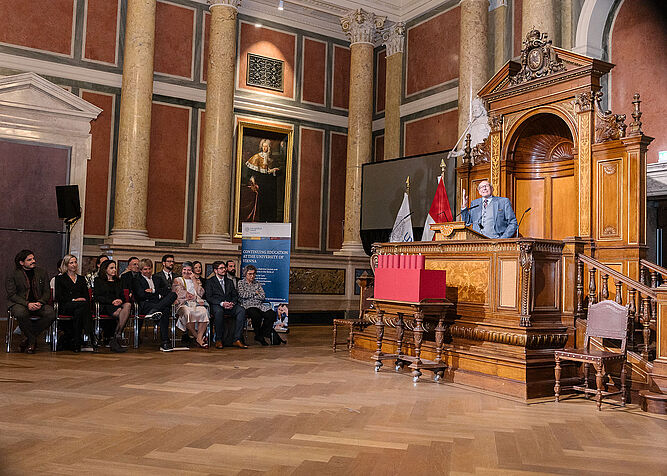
[383,23,404,161]
[109,0,157,246]
[457,0,489,140]
[337,9,386,256]
[196,0,241,250]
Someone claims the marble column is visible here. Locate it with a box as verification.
[522,0,558,46]
[383,23,404,161]
[489,0,509,74]
[110,0,157,245]
[196,0,240,249]
[337,9,386,255]
[457,0,489,140]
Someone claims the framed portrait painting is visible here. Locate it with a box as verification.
[234,121,294,237]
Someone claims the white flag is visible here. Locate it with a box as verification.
[390,192,414,242]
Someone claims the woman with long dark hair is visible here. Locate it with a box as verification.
[94,260,131,353]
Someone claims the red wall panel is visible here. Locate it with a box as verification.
[302,38,327,105]
[82,91,114,237]
[406,7,459,96]
[610,0,667,163]
[147,103,190,240]
[154,1,195,79]
[84,0,119,64]
[513,0,523,57]
[297,128,324,249]
[0,0,74,55]
[328,132,347,249]
[404,110,458,157]
[238,22,296,98]
[374,135,385,162]
[332,45,350,110]
[376,49,387,113]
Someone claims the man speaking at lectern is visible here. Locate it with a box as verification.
[461,180,518,239]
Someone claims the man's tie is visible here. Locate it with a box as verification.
[167,272,172,287]
[483,199,488,209]
[220,278,225,293]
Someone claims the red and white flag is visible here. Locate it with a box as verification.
[421,176,453,241]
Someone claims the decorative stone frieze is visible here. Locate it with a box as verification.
[208,0,241,9]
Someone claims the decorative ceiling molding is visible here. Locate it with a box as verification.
[191,0,455,39]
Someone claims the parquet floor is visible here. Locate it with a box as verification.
[1,325,666,476]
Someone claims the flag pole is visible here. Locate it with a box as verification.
[440,158,446,180]
[405,176,410,196]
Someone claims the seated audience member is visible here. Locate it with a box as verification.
[205,261,247,349]
[85,254,109,289]
[133,258,176,352]
[238,265,284,345]
[173,262,209,348]
[120,256,140,294]
[5,249,56,353]
[154,254,179,297]
[226,260,240,288]
[192,260,206,290]
[94,260,131,353]
[55,254,96,352]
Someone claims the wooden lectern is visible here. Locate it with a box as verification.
[429,221,487,241]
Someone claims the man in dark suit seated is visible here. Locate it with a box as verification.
[133,258,177,351]
[153,253,182,344]
[120,256,140,294]
[5,249,55,353]
[205,260,247,350]
[461,180,518,239]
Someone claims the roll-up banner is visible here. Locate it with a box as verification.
[240,222,291,306]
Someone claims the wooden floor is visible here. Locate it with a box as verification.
[1,325,666,476]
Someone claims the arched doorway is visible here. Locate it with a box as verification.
[506,113,578,240]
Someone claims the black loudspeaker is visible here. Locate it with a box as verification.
[55,185,81,220]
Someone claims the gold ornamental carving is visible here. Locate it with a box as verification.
[578,112,591,236]
[519,242,534,327]
[603,226,617,236]
[491,132,501,192]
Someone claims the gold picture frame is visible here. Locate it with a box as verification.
[234,121,294,238]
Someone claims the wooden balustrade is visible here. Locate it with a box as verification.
[577,254,656,360]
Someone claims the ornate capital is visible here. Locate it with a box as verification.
[382,22,405,56]
[340,9,386,45]
[208,0,241,9]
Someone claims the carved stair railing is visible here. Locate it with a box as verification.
[577,254,656,361]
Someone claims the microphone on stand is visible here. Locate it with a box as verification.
[454,204,479,220]
[516,207,532,238]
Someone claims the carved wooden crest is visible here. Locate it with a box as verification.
[594,91,627,143]
[510,29,566,85]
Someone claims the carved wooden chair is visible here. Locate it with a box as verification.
[554,300,630,410]
[333,273,374,352]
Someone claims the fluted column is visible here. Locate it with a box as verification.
[457,0,489,140]
[337,9,386,255]
[383,22,404,160]
[110,0,156,245]
[196,0,240,249]
[522,0,558,45]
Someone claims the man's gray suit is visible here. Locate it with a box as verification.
[462,196,518,238]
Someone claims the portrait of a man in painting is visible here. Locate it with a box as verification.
[234,122,293,237]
